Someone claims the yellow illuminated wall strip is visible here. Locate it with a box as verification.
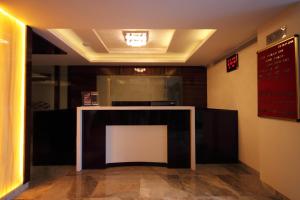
[0,8,26,198]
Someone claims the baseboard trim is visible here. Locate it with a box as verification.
[261,182,290,200]
[239,161,289,200]
[0,182,29,200]
[239,160,260,176]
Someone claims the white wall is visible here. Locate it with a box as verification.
[207,3,300,199]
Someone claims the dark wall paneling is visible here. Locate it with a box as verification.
[54,65,60,109]
[24,26,33,183]
[120,67,165,75]
[32,31,66,54]
[68,67,97,108]
[196,108,238,163]
[32,110,76,165]
[182,67,207,107]
[68,66,207,108]
[82,110,191,169]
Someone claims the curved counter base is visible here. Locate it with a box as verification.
[76,106,196,171]
[105,162,168,168]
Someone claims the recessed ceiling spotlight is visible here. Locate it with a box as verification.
[123,31,148,47]
[82,42,90,47]
[0,38,9,44]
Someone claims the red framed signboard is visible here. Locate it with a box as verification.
[226,54,238,72]
[257,36,300,120]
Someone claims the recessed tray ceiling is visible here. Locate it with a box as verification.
[48,29,216,63]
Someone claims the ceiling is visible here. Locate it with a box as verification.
[0,0,299,66]
[48,28,215,63]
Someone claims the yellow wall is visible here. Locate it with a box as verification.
[0,8,26,198]
[208,3,300,199]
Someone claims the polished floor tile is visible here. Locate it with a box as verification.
[14,165,288,200]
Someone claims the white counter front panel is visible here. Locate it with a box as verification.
[106,125,168,164]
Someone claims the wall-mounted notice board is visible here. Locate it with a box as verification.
[257,36,300,121]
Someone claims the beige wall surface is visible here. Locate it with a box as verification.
[256,4,300,200]
[208,43,260,171]
[207,3,300,199]
[106,126,167,164]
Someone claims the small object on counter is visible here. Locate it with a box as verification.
[82,91,99,106]
[91,91,99,106]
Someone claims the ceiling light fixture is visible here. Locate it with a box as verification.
[123,31,148,47]
[134,68,146,73]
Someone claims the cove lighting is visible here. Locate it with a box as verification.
[0,7,26,199]
[48,29,216,63]
[123,31,148,47]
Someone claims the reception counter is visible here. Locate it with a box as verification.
[77,106,195,171]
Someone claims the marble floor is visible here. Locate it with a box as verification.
[15,164,288,200]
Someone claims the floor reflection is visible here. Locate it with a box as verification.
[15,164,287,200]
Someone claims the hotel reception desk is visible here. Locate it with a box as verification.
[76,106,196,171]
